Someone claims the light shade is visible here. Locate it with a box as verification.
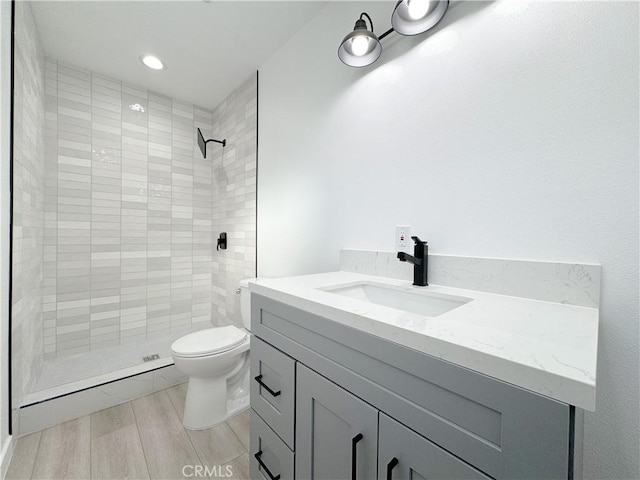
[391,0,449,36]
[338,19,382,68]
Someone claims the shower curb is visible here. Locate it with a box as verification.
[17,363,187,436]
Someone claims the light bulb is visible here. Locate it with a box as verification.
[351,35,370,57]
[140,55,165,70]
[407,0,430,20]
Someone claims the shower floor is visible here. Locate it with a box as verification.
[24,328,203,405]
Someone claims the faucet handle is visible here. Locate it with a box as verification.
[411,236,427,245]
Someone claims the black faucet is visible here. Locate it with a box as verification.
[397,236,428,286]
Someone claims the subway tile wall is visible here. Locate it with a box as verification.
[210,74,257,326]
[43,61,257,358]
[12,1,46,424]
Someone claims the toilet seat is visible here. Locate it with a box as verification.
[171,325,248,358]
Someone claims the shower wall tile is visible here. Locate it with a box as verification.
[43,60,230,358]
[56,63,92,357]
[210,74,258,328]
[120,84,148,345]
[91,73,122,351]
[192,107,214,330]
[147,92,172,338]
[12,1,46,427]
[43,58,58,358]
[170,101,194,335]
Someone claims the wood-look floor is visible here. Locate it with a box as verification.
[6,383,250,480]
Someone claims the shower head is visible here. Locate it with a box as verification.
[197,127,226,159]
[197,128,207,158]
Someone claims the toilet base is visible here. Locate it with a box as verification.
[182,377,224,429]
[172,332,251,430]
[181,369,250,430]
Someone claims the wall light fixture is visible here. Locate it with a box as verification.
[338,0,449,67]
[338,13,384,68]
[392,0,449,35]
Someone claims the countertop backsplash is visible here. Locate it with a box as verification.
[340,249,600,308]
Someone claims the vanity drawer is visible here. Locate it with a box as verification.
[251,336,296,449]
[250,409,295,480]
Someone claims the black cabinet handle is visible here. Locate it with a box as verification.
[386,457,399,480]
[254,450,281,480]
[255,375,281,397]
[351,433,363,480]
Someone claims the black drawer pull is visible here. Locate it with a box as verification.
[255,375,281,397]
[386,457,399,480]
[351,433,363,480]
[254,450,281,480]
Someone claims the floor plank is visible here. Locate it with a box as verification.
[9,386,250,480]
[222,452,250,480]
[131,390,200,480]
[31,416,90,480]
[91,403,149,480]
[187,422,246,467]
[90,402,136,438]
[166,382,188,421]
[226,410,250,450]
[5,431,42,480]
[91,425,150,480]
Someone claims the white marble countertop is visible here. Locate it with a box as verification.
[250,271,599,411]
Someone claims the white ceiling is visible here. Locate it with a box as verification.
[30,1,326,110]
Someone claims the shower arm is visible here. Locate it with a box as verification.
[197,127,226,159]
[206,138,226,147]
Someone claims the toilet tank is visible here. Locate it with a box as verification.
[238,278,256,331]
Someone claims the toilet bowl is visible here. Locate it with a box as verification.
[171,278,254,430]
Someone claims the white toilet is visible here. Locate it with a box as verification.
[171,279,254,430]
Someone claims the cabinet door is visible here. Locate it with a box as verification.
[378,413,491,480]
[296,364,377,480]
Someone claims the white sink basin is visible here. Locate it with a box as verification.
[321,281,472,317]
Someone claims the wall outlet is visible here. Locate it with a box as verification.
[396,225,411,253]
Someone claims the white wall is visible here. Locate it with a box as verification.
[0,0,13,471]
[258,2,639,479]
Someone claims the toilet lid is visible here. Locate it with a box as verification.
[171,326,247,357]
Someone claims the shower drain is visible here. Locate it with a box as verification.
[143,354,160,362]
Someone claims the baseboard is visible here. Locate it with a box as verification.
[0,434,13,480]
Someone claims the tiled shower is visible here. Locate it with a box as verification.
[41,60,251,358]
[11,2,257,433]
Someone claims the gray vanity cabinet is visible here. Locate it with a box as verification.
[296,364,378,480]
[250,293,580,480]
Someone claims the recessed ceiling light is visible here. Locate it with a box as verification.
[140,55,165,70]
